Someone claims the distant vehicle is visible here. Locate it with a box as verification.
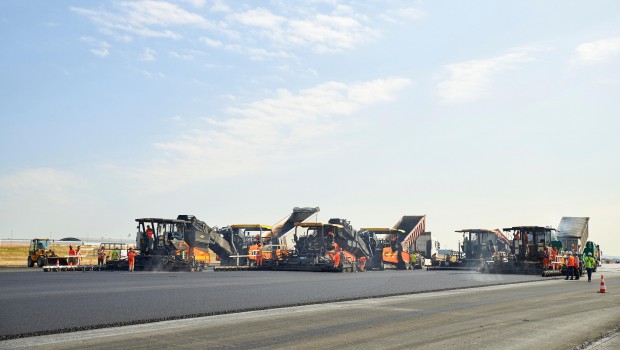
[27,238,70,267]
[100,242,130,269]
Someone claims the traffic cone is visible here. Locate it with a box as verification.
[599,275,607,293]
[56,259,59,267]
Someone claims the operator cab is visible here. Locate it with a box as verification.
[135,218,189,254]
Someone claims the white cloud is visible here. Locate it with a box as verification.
[227,8,378,53]
[225,44,292,61]
[381,7,426,24]
[169,50,194,60]
[71,1,213,41]
[140,47,156,61]
[184,0,206,8]
[73,2,384,60]
[140,70,166,78]
[572,37,620,64]
[210,0,230,13]
[129,77,410,192]
[0,168,86,197]
[80,36,110,57]
[200,36,223,48]
[288,14,378,53]
[437,48,536,103]
[229,8,286,29]
[120,1,208,26]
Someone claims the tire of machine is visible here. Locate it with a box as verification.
[37,256,46,267]
[28,257,34,267]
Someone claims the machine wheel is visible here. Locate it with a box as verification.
[27,257,34,267]
[37,256,46,267]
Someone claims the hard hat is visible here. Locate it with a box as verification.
[588,252,592,256]
[568,251,572,254]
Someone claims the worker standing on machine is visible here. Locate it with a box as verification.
[146,225,154,251]
[333,245,341,269]
[256,242,263,266]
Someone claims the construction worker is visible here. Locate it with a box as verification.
[584,252,596,282]
[75,246,82,266]
[146,225,154,251]
[97,244,106,265]
[256,243,263,266]
[565,251,575,280]
[358,256,367,272]
[410,251,417,270]
[112,247,119,261]
[127,247,136,272]
[68,245,76,266]
[574,254,581,280]
[333,246,341,269]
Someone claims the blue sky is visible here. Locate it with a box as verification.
[1,1,619,254]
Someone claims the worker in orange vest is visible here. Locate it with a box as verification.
[127,247,136,272]
[68,245,76,266]
[333,246,341,269]
[146,225,154,251]
[565,251,575,280]
[574,254,581,280]
[256,243,263,266]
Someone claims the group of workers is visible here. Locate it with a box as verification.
[563,251,597,282]
[65,244,135,268]
[541,247,598,282]
[96,244,136,271]
[409,251,422,269]
[67,245,82,266]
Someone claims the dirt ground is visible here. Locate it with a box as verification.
[0,244,99,267]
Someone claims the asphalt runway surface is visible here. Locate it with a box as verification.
[2,266,618,350]
[0,268,550,339]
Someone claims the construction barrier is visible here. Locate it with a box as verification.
[599,275,607,293]
[43,265,106,272]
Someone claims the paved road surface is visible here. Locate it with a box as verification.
[2,265,618,350]
[0,268,543,338]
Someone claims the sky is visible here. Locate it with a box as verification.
[1,1,619,255]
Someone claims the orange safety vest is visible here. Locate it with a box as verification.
[568,256,575,267]
[146,228,154,238]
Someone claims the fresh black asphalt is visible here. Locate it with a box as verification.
[0,268,549,339]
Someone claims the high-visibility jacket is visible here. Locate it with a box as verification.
[584,256,596,269]
[568,256,575,267]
